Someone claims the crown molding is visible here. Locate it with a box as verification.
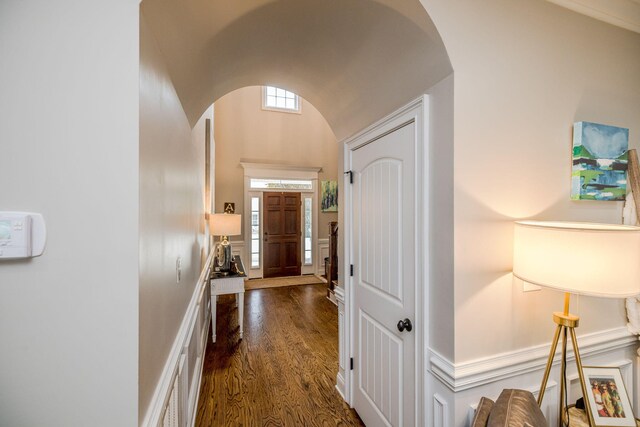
[547,0,640,34]
[239,161,322,173]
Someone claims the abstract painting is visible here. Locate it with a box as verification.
[571,121,629,201]
[321,180,338,212]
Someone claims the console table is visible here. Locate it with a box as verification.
[210,255,246,343]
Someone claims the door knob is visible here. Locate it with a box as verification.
[397,318,413,332]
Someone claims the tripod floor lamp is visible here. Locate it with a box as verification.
[513,221,640,427]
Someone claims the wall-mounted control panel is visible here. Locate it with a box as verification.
[0,212,46,259]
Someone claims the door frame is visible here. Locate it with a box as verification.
[342,96,429,425]
[240,162,322,278]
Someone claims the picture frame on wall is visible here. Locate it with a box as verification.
[321,180,338,213]
[582,366,636,427]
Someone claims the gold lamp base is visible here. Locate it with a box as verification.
[538,294,594,427]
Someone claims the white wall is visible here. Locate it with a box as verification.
[423,0,640,363]
[139,14,209,424]
[0,1,139,426]
[427,74,455,361]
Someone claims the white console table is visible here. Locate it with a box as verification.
[210,256,246,343]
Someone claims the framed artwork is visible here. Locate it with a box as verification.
[571,121,629,201]
[582,366,636,427]
[321,180,338,212]
[224,202,235,214]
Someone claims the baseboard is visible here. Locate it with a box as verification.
[430,326,637,392]
[336,373,346,400]
[141,250,213,427]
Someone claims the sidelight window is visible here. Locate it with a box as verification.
[251,197,260,268]
[304,198,312,265]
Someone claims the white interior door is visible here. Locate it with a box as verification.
[352,122,416,426]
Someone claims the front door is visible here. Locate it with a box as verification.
[352,122,416,426]
[263,192,301,278]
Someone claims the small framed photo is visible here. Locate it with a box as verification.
[582,366,636,427]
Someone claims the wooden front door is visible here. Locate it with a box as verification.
[263,192,301,278]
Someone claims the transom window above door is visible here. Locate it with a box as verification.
[262,86,300,113]
[250,178,312,190]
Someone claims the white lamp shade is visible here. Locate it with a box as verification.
[209,213,241,237]
[513,221,640,298]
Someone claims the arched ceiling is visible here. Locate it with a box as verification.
[141,0,452,140]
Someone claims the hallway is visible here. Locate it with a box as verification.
[195,284,363,426]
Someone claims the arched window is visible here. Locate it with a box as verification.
[262,86,300,113]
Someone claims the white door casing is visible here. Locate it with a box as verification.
[344,96,428,426]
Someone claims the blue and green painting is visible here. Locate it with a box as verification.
[321,180,338,212]
[571,121,629,201]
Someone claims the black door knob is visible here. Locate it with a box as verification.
[397,318,412,332]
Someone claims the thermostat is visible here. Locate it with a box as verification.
[0,212,46,259]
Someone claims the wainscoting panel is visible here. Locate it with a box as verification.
[428,327,639,427]
[143,252,213,427]
[229,240,244,259]
[433,394,449,427]
[317,238,329,276]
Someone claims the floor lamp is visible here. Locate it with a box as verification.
[513,221,640,427]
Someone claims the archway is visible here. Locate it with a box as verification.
[139,0,452,424]
[140,0,451,140]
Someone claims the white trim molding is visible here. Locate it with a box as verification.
[141,251,213,427]
[317,238,330,276]
[546,0,640,34]
[228,240,244,259]
[429,326,638,392]
[433,394,449,427]
[335,286,347,400]
[240,161,322,177]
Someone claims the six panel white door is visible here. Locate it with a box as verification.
[352,122,416,426]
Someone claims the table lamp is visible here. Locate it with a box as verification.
[513,221,640,426]
[209,213,242,274]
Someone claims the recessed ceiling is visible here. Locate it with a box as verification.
[140,0,452,139]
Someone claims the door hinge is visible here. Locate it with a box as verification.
[344,170,353,184]
[350,358,354,370]
[350,264,354,276]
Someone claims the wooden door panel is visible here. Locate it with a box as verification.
[265,194,282,207]
[263,192,301,278]
[283,241,298,267]
[284,195,298,206]
[266,210,282,235]
[284,209,298,235]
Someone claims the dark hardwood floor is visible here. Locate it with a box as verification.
[195,283,363,426]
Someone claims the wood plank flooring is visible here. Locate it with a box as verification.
[195,283,363,426]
